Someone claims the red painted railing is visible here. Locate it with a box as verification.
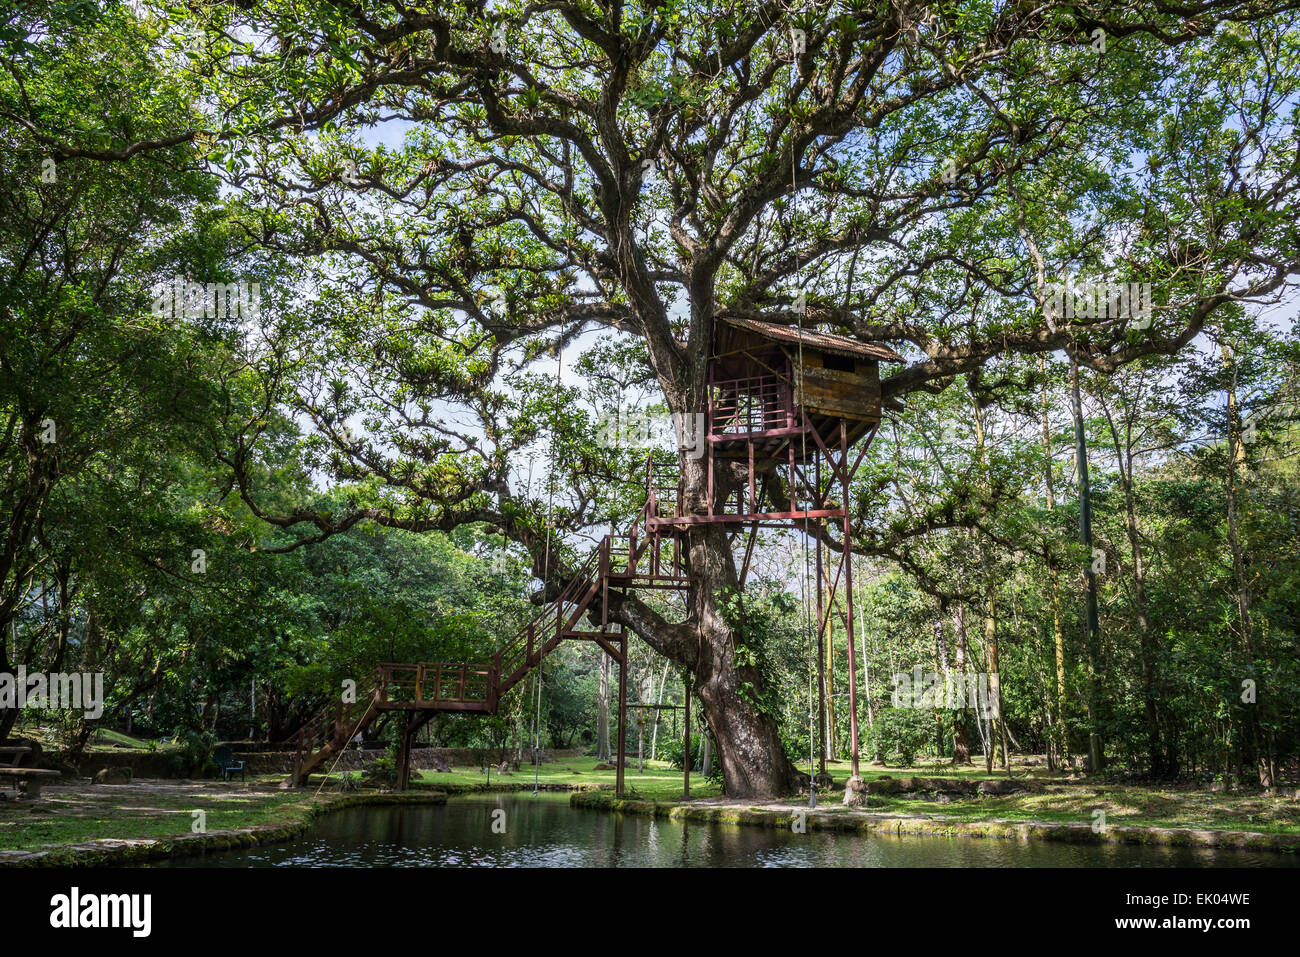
[708,373,792,436]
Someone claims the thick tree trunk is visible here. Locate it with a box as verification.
[1,622,20,744]
[0,695,17,745]
[684,516,800,797]
[607,356,801,799]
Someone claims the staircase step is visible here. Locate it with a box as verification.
[292,531,689,783]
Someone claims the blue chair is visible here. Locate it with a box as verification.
[214,746,245,782]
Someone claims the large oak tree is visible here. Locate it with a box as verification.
[185,0,1299,795]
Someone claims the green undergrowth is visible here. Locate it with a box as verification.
[413,755,724,801]
[0,788,309,851]
[1,787,449,863]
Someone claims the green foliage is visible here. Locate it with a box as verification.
[361,755,398,788]
[869,709,935,768]
[3,0,1298,802]
[167,729,217,779]
[717,586,800,721]
[660,733,723,784]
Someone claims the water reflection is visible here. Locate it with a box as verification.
[154,794,1298,868]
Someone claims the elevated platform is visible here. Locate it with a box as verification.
[288,531,689,790]
[289,319,897,791]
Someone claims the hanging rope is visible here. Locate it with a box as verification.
[798,338,817,809]
[788,38,818,809]
[532,667,542,795]
[533,344,563,796]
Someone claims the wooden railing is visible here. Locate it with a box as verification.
[377,662,492,707]
[494,546,603,690]
[292,525,693,778]
[605,530,685,581]
[708,373,792,436]
[291,678,380,782]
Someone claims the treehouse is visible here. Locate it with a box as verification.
[707,316,903,463]
[293,318,905,797]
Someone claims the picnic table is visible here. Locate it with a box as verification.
[0,767,60,800]
[0,746,61,799]
[0,746,31,767]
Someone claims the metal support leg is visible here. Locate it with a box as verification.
[397,717,414,791]
[683,673,691,799]
[841,420,861,780]
[616,634,628,797]
[816,524,827,777]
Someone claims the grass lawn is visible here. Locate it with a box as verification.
[781,758,1300,837]
[855,788,1300,835]
[0,782,307,852]
[11,725,181,753]
[3,751,1296,855]
[413,754,724,802]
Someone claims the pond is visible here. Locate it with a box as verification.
[154,794,1299,868]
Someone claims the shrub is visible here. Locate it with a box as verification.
[661,733,722,784]
[869,708,932,767]
[361,757,397,786]
[166,728,217,778]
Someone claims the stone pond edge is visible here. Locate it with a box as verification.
[0,780,614,867]
[0,789,455,868]
[569,792,1300,854]
[8,782,1293,864]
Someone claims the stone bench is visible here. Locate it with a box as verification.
[0,745,32,768]
[0,767,61,800]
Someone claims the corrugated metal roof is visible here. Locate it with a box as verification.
[719,316,904,363]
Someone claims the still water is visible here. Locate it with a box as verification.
[155,794,1298,868]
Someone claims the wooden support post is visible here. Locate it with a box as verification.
[826,577,836,761]
[787,441,797,511]
[748,440,755,510]
[601,540,610,630]
[785,354,794,428]
[397,717,414,791]
[706,433,715,516]
[840,419,861,779]
[683,672,691,799]
[815,520,827,777]
[616,633,628,797]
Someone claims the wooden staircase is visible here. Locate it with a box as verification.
[288,518,689,787]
